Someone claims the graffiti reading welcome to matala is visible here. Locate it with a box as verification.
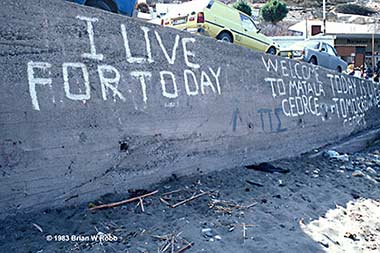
[262,56,380,126]
[27,16,222,111]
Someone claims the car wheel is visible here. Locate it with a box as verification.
[336,66,342,73]
[217,32,232,43]
[86,0,115,12]
[309,57,318,65]
[267,47,276,55]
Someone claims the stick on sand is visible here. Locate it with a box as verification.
[176,241,194,253]
[89,190,158,210]
[171,192,209,208]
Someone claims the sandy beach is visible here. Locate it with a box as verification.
[1,144,379,253]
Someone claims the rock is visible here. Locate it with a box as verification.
[343,165,355,171]
[336,154,349,162]
[278,179,285,187]
[366,167,377,174]
[202,228,213,238]
[325,150,340,158]
[352,170,365,177]
[355,156,366,162]
[372,159,380,166]
[324,150,349,161]
[351,191,360,199]
[344,232,359,241]
[365,175,378,184]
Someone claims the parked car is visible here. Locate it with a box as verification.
[72,0,137,16]
[281,41,347,73]
[162,0,280,55]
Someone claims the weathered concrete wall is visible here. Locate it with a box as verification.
[1,0,380,218]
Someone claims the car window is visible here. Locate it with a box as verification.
[239,13,257,32]
[326,44,337,56]
[320,43,328,53]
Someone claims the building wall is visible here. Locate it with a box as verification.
[335,38,380,68]
[271,35,335,49]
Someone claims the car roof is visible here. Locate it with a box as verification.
[165,0,250,19]
[166,0,210,18]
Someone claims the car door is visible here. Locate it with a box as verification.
[238,13,265,51]
[317,42,330,69]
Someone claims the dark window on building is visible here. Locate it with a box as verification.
[311,25,321,35]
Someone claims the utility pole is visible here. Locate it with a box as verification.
[323,0,326,35]
[304,0,308,39]
[372,19,377,72]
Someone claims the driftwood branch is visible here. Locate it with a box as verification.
[176,241,194,253]
[171,192,209,208]
[89,190,158,210]
[161,189,183,196]
[241,223,256,240]
[160,197,172,207]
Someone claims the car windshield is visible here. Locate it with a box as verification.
[326,44,337,56]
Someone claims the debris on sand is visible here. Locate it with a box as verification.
[300,198,380,252]
[31,223,43,233]
[208,199,257,214]
[152,232,193,253]
[325,150,340,158]
[245,163,289,173]
[201,228,213,238]
[89,190,158,211]
[240,223,256,240]
[246,180,264,187]
[160,190,210,208]
[324,150,350,162]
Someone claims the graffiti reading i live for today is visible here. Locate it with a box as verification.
[27,16,222,111]
[262,56,380,126]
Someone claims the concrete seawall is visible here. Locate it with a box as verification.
[1,0,380,218]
